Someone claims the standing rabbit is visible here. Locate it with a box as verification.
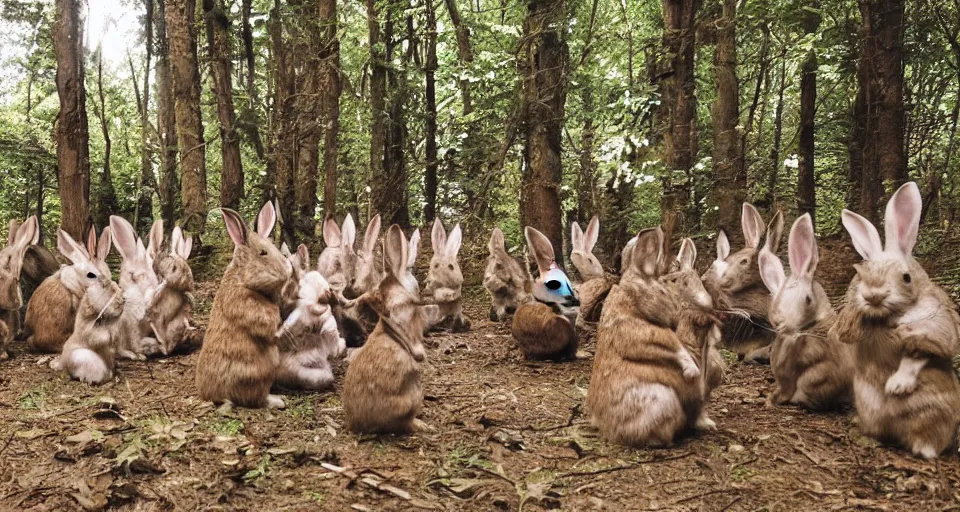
[196,203,292,409]
[25,226,113,353]
[571,216,613,323]
[423,218,470,332]
[351,214,383,297]
[342,224,439,434]
[588,227,706,446]
[8,218,58,319]
[317,214,358,296]
[483,228,531,322]
[151,225,196,356]
[0,216,40,358]
[511,227,579,360]
[110,216,165,360]
[758,214,854,410]
[829,182,960,459]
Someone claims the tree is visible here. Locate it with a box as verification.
[166,0,208,237]
[797,1,821,226]
[270,0,296,245]
[319,0,340,220]
[366,0,394,224]
[424,0,438,223]
[91,47,118,229]
[204,0,244,211]
[53,0,91,241]
[136,0,156,233]
[156,0,180,228]
[519,0,569,267]
[711,0,744,235]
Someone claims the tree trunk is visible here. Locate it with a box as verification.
[320,0,340,220]
[520,0,569,267]
[847,85,866,211]
[711,0,743,236]
[424,0,439,223]
[366,0,391,223]
[166,0,208,237]
[660,0,701,231]
[766,59,786,207]
[137,0,155,233]
[156,0,180,228]
[93,47,119,229]
[204,0,244,211]
[380,9,410,228]
[797,2,820,226]
[53,0,91,241]
[577,78,597,223]
[294,0,323,241]
[443,0,474,115]
[270,0,297,246]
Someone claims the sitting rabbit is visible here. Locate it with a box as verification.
[570,216,613,324]
[0,216,40,358]
[110,216,165,360]
[423,219,471,332]
[483,228,531,322]
[151,224,196,355]
[317,214,358,296]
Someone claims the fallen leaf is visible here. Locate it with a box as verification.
[15,428,46,440]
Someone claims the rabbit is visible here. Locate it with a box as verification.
[150,224,196,356]
[660,238,726,429]
[25,226,113,353]
[110,216,164,360]
[483,227,531,322]
[50,260,124,385]
[829,182,960,459]
[0,216,40,358]
[401,228,421,295]
[702,203,784,364]
[317,214,358,296]
[195,202,293,409]
[510,227,580,360]
[423,218,471,332]
[758,213,855,410]
[275,270,346,390]
[351,214,383,297]
[342,224,439,434]
[571,216,613,324]
[587,227,706,447]
[279,242,310,318]
[9,218,59,313]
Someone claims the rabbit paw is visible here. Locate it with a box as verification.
[412,418,436,433]
[682,363,701,380]
[336,337,347,357]
[696,411,717,431]
[266,394,286,410]
[885,371,918,396]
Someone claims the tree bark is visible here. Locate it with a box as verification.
[711,0,743,236]
[294,0,323,241]
[270,0,297,245]
[443,0,474,115]
[424,0,439,223]
[366,0,391,223]
[204,0,244,211]
[320,0,340,220]
[166,0,208,237]
[137,0,156,233]
[798,2,821,226]
[520,0,569,267]
[92,47,119,229]
[53,0,91,241]
[380,8,410,228]
[156,0,180,228]
[766,59,786,207]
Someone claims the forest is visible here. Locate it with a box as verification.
[1,0,960,510]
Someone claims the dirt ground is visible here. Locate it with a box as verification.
[2,241,960,511]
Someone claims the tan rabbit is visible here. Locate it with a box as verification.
[110,216,164,360]
[0,216,40,357]
[151,224,196,355]
[351,214,383,297]
[423,218,471,332]
[342,224,439,434]
[482,227,531,322]
[587,227,705,447]
[9,218,60,310]
[195,203,292,409]
[829,182,960,459]
[50,261,124,385]
[401,228,421,295]
[511,227,579,360]
[571,216,613,323]
[25,226,112,353]
[758,214,854,410]
[317,214,358,295]
[702,204,783,364]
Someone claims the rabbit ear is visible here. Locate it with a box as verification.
[788,213,819,278]
[741,203,764,249]
[7,220,19,247]
[87,224,98,257]
[220,208,248,247]
[109,215,138,261]
[362,214,382,256]
[432,218,447,255]
[489,227,506,253]
[11,216,39,252]
[297,243,310,269]
[341,214,357,248]
[758,248,786,293]
[97,226,113,263]
[584,216,600,254]
[58,229,89,264]
[322,216,341,247]
[524,226,556,275]
[280,242,291,257]
[171,226,184,255]
[764,210,784,254]
[147,219,164,259]
[884,181,922,257]
[570,222,584,251]
[384,224,408,277]
[408,228,420,267]
[841,209,882,261]
[716,230,730,261]
[631,227,664,278]
[181,235,193,259]
[446,224,462,257]
[256,201,277,237]
[677,238,697,272]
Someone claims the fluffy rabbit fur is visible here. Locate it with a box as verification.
[0,217,39,357]
[758,214,854,410]
[829,182,960,459]
[571,216,613,324]
[351,214,383,297]
[423,218,471,332]
[25,226,112,353]
[511,227,579,360]
[110,216,164,360]
[342,224,438,434]
[195,203,292,409]
[150,224,196,355]
[401,228,421,295]
[50,260,124,385]
[483,228,531,322]
[587,227,706,447]
[317,214,358,295]
[702,204,784,363]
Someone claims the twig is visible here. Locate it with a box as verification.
[558,452,694,478]
[720,495,743,511]
[0,429,16,456]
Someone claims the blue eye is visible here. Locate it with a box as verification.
[546,280,562,290]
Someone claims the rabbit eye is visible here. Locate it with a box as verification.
[448,264,454,271]
[805,295,812,305]
[260,249,268,256]
[87,272,96,279]
[902,273,911,284]
[739,259,747,266]
[545,280,561,290]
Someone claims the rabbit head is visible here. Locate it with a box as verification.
[840,181,929,321]
[423,218,464,303]
[110,216,162,308]
[83,261,125,321]
[484,227,531,321]
[662,238,713,310]
[712,204,784,294]
[317,214,358,294]
[299,270,334,305]
[700,230,730,296]
[156,225,195,293]
[352,214,383,296]
[220,201,293,299]
[58,225,113,299]
[759,213,832,333]
[571,216,604,281]
[0,216,39,311]
[525,226,579,315]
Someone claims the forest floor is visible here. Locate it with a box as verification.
[1,239,960,511]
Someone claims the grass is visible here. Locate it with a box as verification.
[18,384,49,410]
[242,455,271,483]
[208,417,244,437]
[285,396,315,419]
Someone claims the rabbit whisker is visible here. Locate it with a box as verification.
[95,290,121,323]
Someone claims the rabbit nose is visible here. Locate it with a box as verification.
[864,291,888,307]
[505,305,516,315]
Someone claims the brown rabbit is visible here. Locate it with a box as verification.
[151,225,196,355]
[317,214,358,295]
[482,227,531,322]
[195,203,292,409]
[342,224,439,434]
[830,182,960,459]
[570,216,613,324]
[8,218,58,317]
[587,227,705,447]
[511,227,579,360]
[0,216,40,357]
[758,214,854,410]
[423,218,471,332]
[351,214,383,297]
[25,226,112,353]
